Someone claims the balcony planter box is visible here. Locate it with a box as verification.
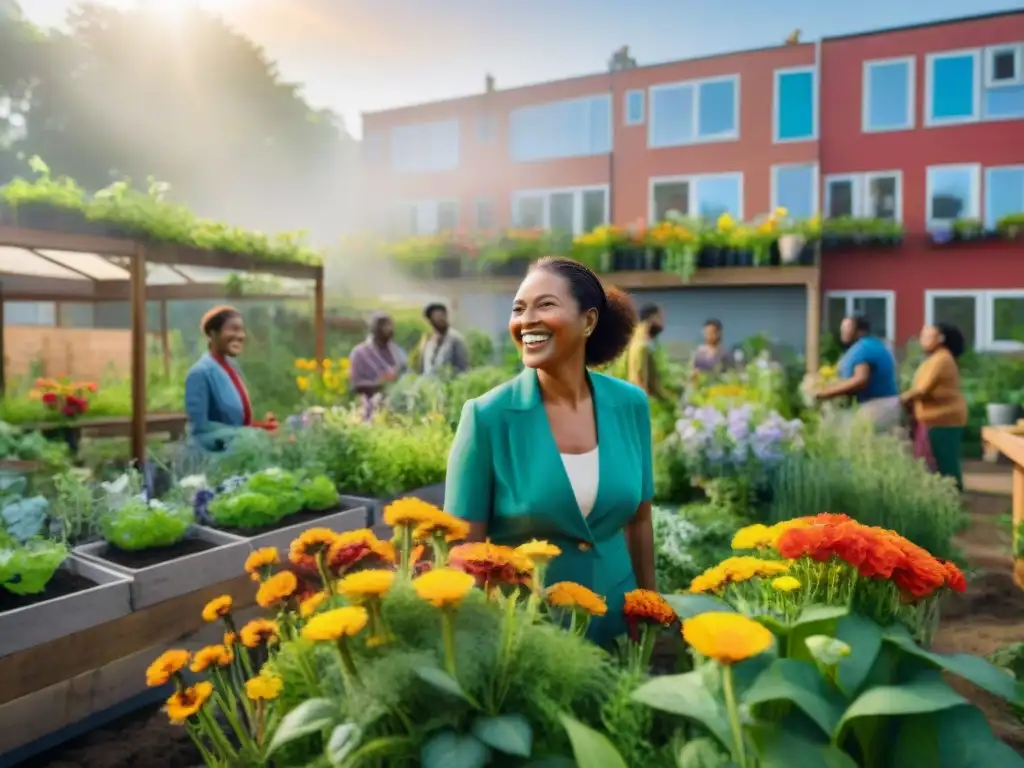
[0,555,131,658]
[432,256,462,279]
[10,203,93,236]
[485,257,530,277]
[73,526,250,611]
[610,246,648,272]
[209,502,371,554]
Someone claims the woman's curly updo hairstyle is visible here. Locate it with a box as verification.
[200,305,241,336]
[531,257,637,367]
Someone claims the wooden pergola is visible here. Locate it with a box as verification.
[0,226,325,464]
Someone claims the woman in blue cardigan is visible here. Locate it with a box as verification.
[185,306,276,452]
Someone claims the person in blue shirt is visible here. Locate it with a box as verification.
[816,315,899,411]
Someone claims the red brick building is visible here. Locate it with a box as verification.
[361,10,1023,353]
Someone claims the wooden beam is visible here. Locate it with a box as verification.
[314,272,326,368]
[129,243,147,467]
[0,226,137,256]
[144,242,323,280]
[159,300,171,379]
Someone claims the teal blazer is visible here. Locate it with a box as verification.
[184,353,247,452]
[444,368,654,645]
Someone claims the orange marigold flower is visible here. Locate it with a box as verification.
[546,581,608,616]
[383,497,442,528]
[256,570,298,608]
[240,618,280,648]
[682,612,774,664]
[623,589,676,627]
[940,560,967,593]
[146,649,191,687]
[289,528,340,570]
[326,529,390,573]
[223,631,237,647]
[244,547,280,580]
[412,511,470,543]
[201,595,233,623]
[190,644,234,673]
[449,541,531,585]
[165,681,214,725]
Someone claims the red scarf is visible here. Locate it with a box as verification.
[212,353,252,427]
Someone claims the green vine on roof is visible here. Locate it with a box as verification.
[0,157,322,266]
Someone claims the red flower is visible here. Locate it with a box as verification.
[940,560,967,593]
[42,393,58,405]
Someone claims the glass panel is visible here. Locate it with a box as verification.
[866,176,898,219]
[515,196,544,228]
[510,97,609,161]
[582,189,607,232]
[476,114,494,140]
[697,79,736,137]
[58,303,95,328]
[475,198,494,230]
[775,165,815,219]
[776,70,814,140]
[930,55,976,120]
[588,96,612,154]
[867,61,910,130]
[4,302,56,326]
[653,182,689,220]
[436,201,458,232]
[626,90,644,123]
[695,175,740,220]
[929,168,974,222]
[932,296,977,351]
[984,84,1024,119]
[825,297,846,339]
[549,192,575,234]
[985,168,1024,229]
[851,297,889,340]
[650,84,694,147]
[827,180,855,218]
[992,50,1017,82]
[992,297,1024,344]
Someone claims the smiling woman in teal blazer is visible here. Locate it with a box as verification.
[445,258,656,646]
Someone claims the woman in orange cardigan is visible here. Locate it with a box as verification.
[900,322,967,490]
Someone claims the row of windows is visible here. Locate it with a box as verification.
[825,290,1024,352]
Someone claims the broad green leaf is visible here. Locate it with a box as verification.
[742,658,846,737]
[559,714,629,768]
[748,724,857,768]
[787,605,849,664]
[326,723,361,766]
[630,671,731,747]
[664,593,735,619]
[267,698,338,756]
[882,628,1024,705]
[523,758,576,767]
[338,735,417,766]
[414,666,475,703]
[833,613,883,697]
[805,635,852,667]
[421,731,489,768]
[471,714,532,757]
[676,736,729,768]
[836,675,967,737]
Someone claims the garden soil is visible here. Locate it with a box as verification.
[22,479,1024,766]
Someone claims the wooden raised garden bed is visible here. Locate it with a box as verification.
[207,500,371,553]
[73,527,250,610]
[0,555,131,659]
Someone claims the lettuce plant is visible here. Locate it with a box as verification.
[100,498,194,551]
[0,539,69,595]
[206,470,340,530]
[302,474,339,511]
[207,490,283,529]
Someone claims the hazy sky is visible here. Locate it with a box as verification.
[20,0,1024,136]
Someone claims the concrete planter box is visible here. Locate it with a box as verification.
[231,504,371,554]
[73,527,250,611]
[0,556,131,658]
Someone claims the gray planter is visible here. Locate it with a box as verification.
[237,505,370,553]
[986,403,1020,426]
[73,527,249,610]
[0,556,131,658]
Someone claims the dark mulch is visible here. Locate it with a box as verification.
[99,538,216,570]
[213,505,354,538]
[0,570,97,613]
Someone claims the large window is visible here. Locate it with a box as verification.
[511,186,608,234]
[649,173,743,221]
[824,171,902,220]
[625,90,645,126]
[863,57,915,132]
[926,44,1024,126]
[648,75,739,148]
[773,67,817,142]
[509,95,611,163]
[925,164,980,228]
[926,290,1024,351]
[985,165,1024,229]
[390,120,461,173]
[824,292,895,343]
[771,163,818,220]
[390,199,458,237]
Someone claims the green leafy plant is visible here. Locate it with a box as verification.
[301,475,340,512]
[0,539,69,596]
[653,504,736,594]
[100,497,194,551]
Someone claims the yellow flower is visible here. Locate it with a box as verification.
[245,674,283,702]
[302,606,369,641]
[190,644,234,673]
[256,571,298,608]
[290,528,339,564]
[323,372,341,390]
[336,569,396,603]
[771,576,802,593]
[717,212,736,232]
[146,649,191,687]
[689,556,789,594]
[515,540,562,565]
[223,631,237,647]
[384,497,444,528]
[773,206,789,218]
[412,511,471,542]
[413,568,476,609]
[244,547,280,580]
[165,681,214,724]
[731,524,773,551]
[682,612,774,664]
[545,581,608,616]
[296,375,310,392]
[240,618,280,648]
[299,591,329,618]
[201,595,232,623]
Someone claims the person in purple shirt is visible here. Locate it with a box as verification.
[349,312,407,400]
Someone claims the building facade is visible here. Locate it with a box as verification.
[361,11,1024,353]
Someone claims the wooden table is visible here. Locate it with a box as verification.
[981,426,1024,589]
[19,413,187,451]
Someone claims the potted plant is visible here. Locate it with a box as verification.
[651,218,698,281]
[479,229,545,276]
[977,357,1022,428]
[996,212,1024,241]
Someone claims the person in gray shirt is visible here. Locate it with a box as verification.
[420,302,470,376]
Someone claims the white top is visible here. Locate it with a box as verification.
[560,447,599,518]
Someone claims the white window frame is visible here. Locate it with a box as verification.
[925,289,1024,352]
[824,291,896,344]
[985,43,1024,88]
[624,89,645,126]
[647,172,745,222]
[769,162,820,217]
[925,163,981,228]
[772,65,819,143]
[862,56,916,133]
[393,198,459,236]
[648,74,740,148]
[508,94,613,163]
[984,164,1024,229]
[924,48,982,127]
[823,170,903,221]
[510,184,610,234]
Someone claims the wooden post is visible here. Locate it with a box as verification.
[129,244,148,467]
[159,299,170,379]
[804,273,821,373]
[313,271,325,369]
[981,427,1024,590]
